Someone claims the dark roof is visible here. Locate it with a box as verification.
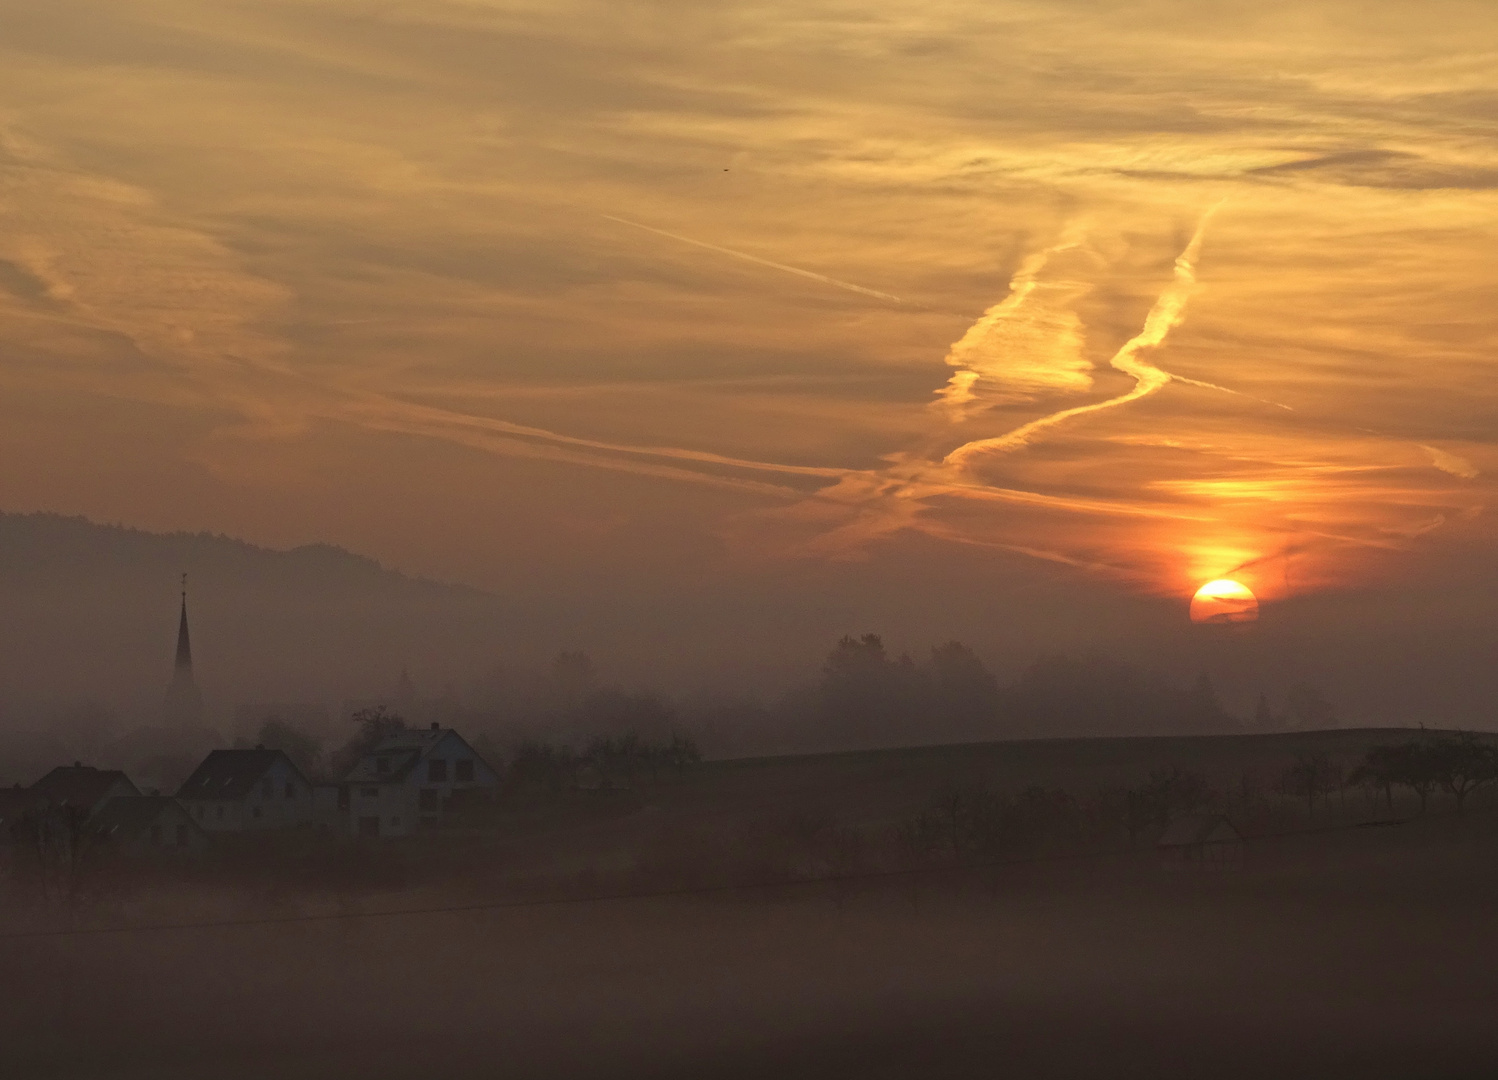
[90,796,198,843]
[341,726,495,785]
[31,766,140,810]
[177,748,306,800]
[344,748,423,785]
[1158,814,1244,848]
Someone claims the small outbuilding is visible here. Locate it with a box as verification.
[1157,813,1245,868]
[90,796,209,857]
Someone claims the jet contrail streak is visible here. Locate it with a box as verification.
[344,393,847,478]
[944,207,1219,468]
[602,215,905,304]
[935,223,1095,421]
[1171,374,1294,410]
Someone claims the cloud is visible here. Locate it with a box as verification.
[944,205,1217,466]
[1422,445,1480,480]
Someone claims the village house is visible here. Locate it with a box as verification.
[176,747,315,832]
[90,796,210,857]
[30,764,141,818]
[343,723,500,838]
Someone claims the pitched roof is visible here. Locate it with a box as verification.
[1157,813,1244,848]
[342,726,491,784]
[90,796,199,843]
[31,765,140,810]
[344,747,424,784]
[177,748,305,800]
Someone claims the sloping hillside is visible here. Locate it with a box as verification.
[0,511,514,721]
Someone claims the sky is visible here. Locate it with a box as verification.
[1,0,1496,718]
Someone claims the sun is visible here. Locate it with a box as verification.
[1190,579,1258,624]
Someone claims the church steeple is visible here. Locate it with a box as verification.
[174,574,193,673]
[164,573,204,729]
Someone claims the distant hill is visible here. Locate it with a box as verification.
[0,511,517,726]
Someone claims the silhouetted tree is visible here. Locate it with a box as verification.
[924,641,1000,734]
[1427,731,1498,813]
[1382,740,1440,814]
[328,706,406,778]
[1277,755,1342,817]
[1351,744,1401,811]
[1126,764,1216,839]
[242,717,323,779]
[818,634,921,747]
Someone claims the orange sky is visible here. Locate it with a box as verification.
[0,0,1494,665]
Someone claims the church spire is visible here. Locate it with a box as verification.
[164,573,204,728]
[175,573,193,672]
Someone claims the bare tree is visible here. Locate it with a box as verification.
[1277,755,1341,818]
[1428,732,1498,813]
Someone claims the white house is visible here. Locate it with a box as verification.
[342,724,500,838]
[176,747,315,832]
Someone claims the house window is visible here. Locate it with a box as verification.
[176,824,189,847]
[428,759,447,783]
[361,787,379,799]
[358,816,380,837]
[455,759,474,783]
[261,778,272,798]
[419,788,439,812]
[285,782,295,800]
[376,757,390,775]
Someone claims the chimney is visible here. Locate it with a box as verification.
[430,722,439,731]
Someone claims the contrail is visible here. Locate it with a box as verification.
[945,207,1219,468]
[602,215,906,304]
[934,223,1095,422]
[1172,374,1294,411]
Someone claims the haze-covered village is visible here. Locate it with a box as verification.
[4,571,1496,908]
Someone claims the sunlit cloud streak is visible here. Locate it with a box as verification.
[944,207,1217,467]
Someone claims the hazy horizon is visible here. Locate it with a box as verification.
[2,0,1496,745]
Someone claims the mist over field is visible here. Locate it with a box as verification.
[1,511,1496,787]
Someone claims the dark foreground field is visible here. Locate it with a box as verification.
[5,729,1498,1079]
[6,809,1498,1079]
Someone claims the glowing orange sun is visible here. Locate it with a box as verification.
[1189,579,1258,624]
